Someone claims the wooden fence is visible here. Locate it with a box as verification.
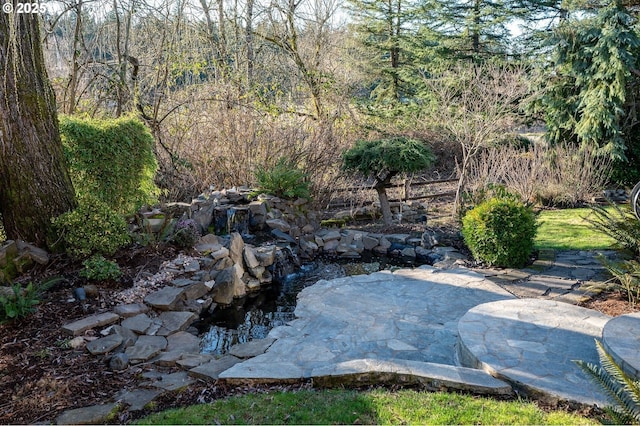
[326,177,458,209]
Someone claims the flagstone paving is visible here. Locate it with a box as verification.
[56,249,640,424]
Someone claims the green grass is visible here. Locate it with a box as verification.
[535,207,617,250]
[136,389,597,425]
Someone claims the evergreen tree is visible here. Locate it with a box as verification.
[532,0,640,183]
[347,0,423,105]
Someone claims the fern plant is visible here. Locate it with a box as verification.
[0,283,40,323]
[575,339,640,424]
[586,204,640,256]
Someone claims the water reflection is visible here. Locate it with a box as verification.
[198,256,416,355]
[199,261,346,355]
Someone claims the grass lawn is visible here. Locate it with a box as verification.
[535,207,618,250]
[136,389,597,425]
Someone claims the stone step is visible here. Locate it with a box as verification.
[61,312,120,336]
[219,357,513,396]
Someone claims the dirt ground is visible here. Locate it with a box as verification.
[1,223,637,424]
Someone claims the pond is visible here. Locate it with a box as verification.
[195,254,422,355]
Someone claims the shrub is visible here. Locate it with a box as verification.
[59,114,160,214]
[575,339,640,424]
[465,143,612,207]
[172,218,201,248]
[51,196,131,259]
[586,204,640,256]
[0,283,39,323]
[462,197,538,268]
[80,255,122,281]
[253,157,311,200]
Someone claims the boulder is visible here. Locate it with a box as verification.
[192,202,215,234]
[228,232,245,266]
[243,247,260,269]
[422,230,440,249]
[254,246,277,267]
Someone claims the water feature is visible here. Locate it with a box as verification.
[196,254,423,355]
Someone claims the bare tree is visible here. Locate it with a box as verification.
[256,0,340,119]
[425,64,529,214]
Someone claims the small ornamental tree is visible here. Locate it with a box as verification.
[342,137,434,225]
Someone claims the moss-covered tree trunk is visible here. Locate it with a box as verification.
[0,11,76,245]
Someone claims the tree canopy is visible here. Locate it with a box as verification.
[342,137,434,224]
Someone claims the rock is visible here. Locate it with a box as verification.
[228,232,245,266]
[113,303,149,318]
[171,278,198,288]
[407,237,422,246]
[144,286,184,311]
[323,239,339,252]
[147,371,195,391]
[246,278,261,291]
[271,228,296,243]
[62,312,120,336]
[125,335,168,363]
[334,210,353,220]
[212,256,233,271]
[401,247,416,258]
[55,403,120,425]
[229,338,276,358]
[189,355,242,382]
[109,353,129,371]
[255,246,276,266]
[157,311,198,336]
[198,233,221,245]
[0,240,18,268]
[16,240,49,265]
[248,265,266,280]
[233,264,246,298]
[422,230,440,249]
[415,246,431,260]
[192,202,215,234]
[87,334,123,355]
[109,325,138,348]
[209,245,229,260]
[248,200,267,217]
[166,331,201,354]
[373,237,391,254]
[386,234,410,244]
[177,354,214,369]
[183,282,209,300]
[83,284,99,298]
[301,224,315,234]
[183,259,201,273]
[121,314,153,334]
[362,235,380,250]
[322,230,342,242]
[266,218,291,233]
[243,247,260,269]
[213,266,241,305]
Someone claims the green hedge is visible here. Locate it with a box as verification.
[60,115,160,214]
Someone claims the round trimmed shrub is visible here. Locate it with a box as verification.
[462,197,537,268]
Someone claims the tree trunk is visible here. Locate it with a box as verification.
[375,173,396,225]
[0,11,77,246]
